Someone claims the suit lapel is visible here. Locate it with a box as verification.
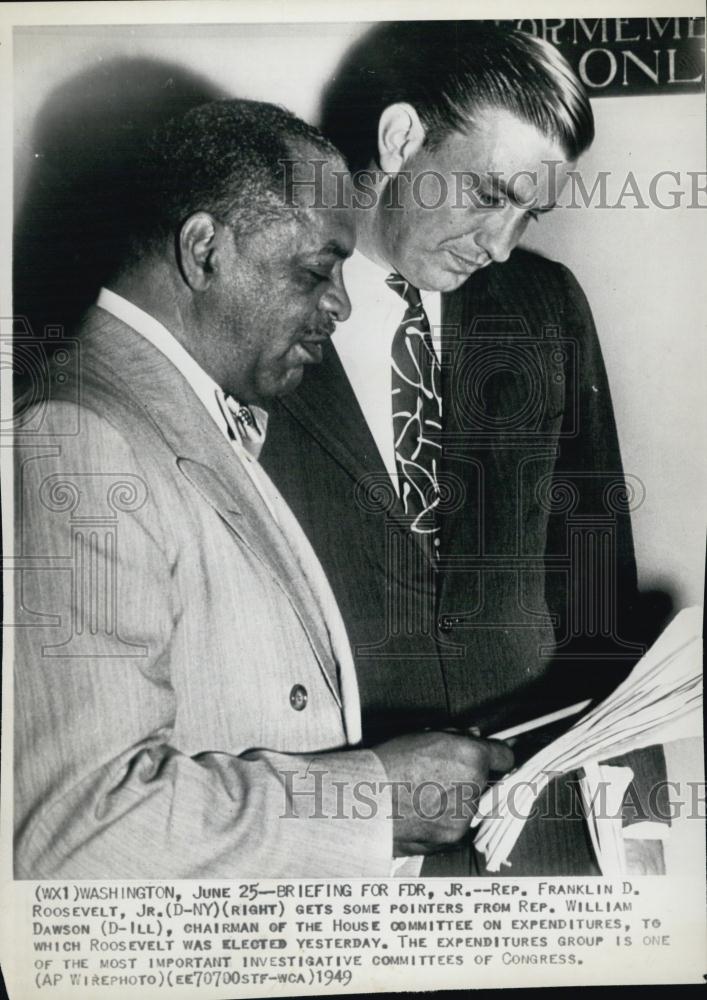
[77,308,343,702]
[440,280,468,409]
[441,287,465,336]
[173,457,342,706]
[277,341,436,568]
[276,341,384,487]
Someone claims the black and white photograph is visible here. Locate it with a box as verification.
[1,1,705,995]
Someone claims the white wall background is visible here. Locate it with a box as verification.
[524,92,706,610]
[13,23,706,608]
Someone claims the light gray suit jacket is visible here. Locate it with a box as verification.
[13,307,392,879]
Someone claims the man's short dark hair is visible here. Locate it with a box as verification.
[320,21,594,172]
[126,98,342,264]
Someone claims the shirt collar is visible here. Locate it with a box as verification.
[346,248,394,282]
[343,249,440,306]
[96,287,268,450]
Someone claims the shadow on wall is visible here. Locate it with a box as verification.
[13,58,226,342]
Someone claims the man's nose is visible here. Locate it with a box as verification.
[477,206,527,264]
[321,271,352,323]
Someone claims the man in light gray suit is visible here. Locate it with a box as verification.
[13,99,512,879]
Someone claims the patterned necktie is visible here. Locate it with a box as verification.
[386,273,442,537]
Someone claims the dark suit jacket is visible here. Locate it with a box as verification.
[262,248,666,875]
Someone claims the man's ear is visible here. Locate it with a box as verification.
[378,102,426,174]
[177,211,219,291]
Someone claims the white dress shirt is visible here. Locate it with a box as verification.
[332,257,437,878]
[96,287,364,746]
[332,250,441,493]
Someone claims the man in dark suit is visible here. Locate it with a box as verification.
[262,22,667,875]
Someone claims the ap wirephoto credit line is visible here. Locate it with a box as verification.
[0,2,705,997]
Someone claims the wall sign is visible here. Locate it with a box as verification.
[496,17,706,95]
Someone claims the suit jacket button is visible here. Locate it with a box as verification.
[289,684,308,711]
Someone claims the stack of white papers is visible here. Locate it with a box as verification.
[472,606,703,872]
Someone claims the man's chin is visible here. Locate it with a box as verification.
[425,269,474,293]
[415,260,478,293]
[274,365,305,398]
[440,271,474,292]
[251,364,305,402]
